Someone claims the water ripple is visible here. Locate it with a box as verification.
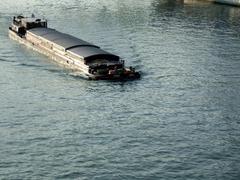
[1,0,240,180]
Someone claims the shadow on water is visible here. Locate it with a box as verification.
[16,63,44,68]
[151,0,183,12]
[151,0,240,28]
[0,58,16,63]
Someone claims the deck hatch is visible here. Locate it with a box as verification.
[27,27,99,49]
[68,46,120,62]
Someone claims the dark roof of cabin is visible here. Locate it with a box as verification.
[28,27,99,49]
[68,46,119,62]
[27,27,119,61]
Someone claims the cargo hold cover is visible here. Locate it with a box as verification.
[28,27,99,49]
[27,27,120,62]
[68,46,119,62]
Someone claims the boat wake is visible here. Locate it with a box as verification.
[68,71,90,79]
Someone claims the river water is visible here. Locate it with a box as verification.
[0,0,240,179]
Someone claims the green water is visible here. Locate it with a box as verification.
[0,0,240,179]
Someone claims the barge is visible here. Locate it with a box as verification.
[9,15,140,80]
